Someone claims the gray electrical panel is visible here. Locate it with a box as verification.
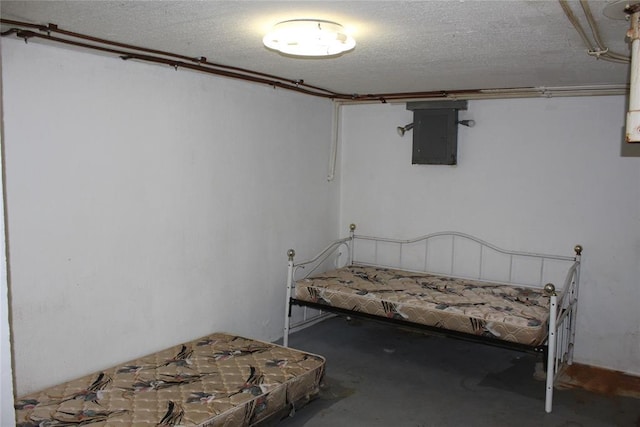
[407,101,467,165]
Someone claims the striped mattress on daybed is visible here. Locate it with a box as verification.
[295,265,554,346]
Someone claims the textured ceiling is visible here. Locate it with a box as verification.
[0,1,633,95]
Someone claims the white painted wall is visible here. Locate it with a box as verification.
[0,45,16,426]
[1,38,340,396]
[340,97,640,375]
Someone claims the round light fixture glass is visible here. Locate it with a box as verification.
[263,19,356,57]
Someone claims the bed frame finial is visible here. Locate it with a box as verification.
[574,245,582,256]
[544,283,556,296]
[287,249,296,261]
[350,223,356,232]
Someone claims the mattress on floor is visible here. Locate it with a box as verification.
[296,265,554,346]
[15,333,325,427]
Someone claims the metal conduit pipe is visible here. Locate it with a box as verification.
[0,19,629,103]
[579,0,630,62]
[559,0,630,64]
[1,28,346,99]
[559,1,597,50]
[0,19,343,98]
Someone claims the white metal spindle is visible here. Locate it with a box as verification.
[424,239,429,271]
[450,235,455,275]
[508,255,514,283]
[374,240,379,265]
[478,244,483,280]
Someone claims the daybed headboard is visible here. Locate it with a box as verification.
[290,224,581,294]
[352,229,579,287]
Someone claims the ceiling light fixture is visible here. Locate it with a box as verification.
[263,19,356,57]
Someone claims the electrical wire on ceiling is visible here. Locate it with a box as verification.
[0,18,629,103]
[559,0,630,64]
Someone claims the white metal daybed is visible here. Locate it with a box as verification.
[284,224,581,413]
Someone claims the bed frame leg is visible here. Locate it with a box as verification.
[284,249,296,348]
[544,284,558,413]
[540,346,548,373]
[567,245,582,366]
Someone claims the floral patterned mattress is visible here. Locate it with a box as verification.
[15,333,325,426]
[296,265,554,346]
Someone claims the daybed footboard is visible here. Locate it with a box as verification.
[284,235,352,345]
[545,248,581,412]
[284,224,582,413]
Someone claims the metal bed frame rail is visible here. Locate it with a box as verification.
[284,224,582,413]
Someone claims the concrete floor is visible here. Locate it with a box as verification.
[277,316,640,427]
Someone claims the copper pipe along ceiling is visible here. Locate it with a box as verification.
[0,19,627,102]
[0,19,494,102]
[0,20,344,99]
